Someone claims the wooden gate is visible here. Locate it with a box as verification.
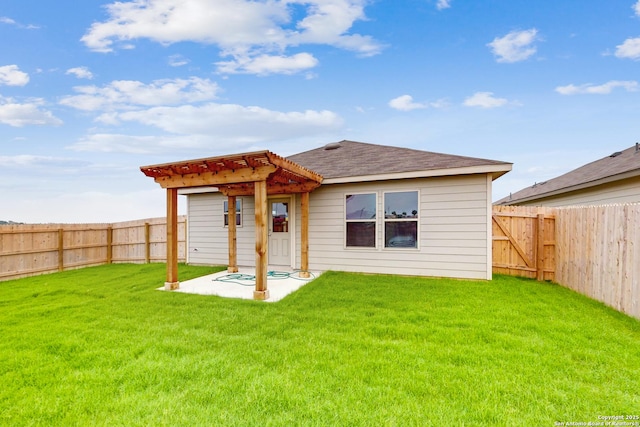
[492,206,556,281]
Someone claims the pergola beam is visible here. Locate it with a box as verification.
[154,165,277,189]
[218,181,321,197]
[266,152,323,183]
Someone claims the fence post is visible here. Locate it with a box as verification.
[536,214,545,281]
[145,222,151,263]
[106,226,113,264]
[58,228,64,272]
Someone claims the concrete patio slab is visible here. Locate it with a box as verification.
[159,267,322,302]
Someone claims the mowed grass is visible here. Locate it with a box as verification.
[0,264,639,426]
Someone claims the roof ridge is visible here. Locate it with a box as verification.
[290,139,511,164]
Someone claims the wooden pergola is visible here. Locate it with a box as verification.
[140,151,323,300]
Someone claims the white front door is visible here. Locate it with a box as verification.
[268,198,292,266]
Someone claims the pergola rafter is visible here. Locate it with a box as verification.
[140,150,323,300]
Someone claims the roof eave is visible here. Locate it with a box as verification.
[322,164,512,185]
[178,163,513,194]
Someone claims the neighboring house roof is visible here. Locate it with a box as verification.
[288,140,512,184]
[496,144,640,205]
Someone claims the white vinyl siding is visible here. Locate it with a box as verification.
[517,175,640,207]
[306,175,490,279]
[186,173,492,280]
[187,193,255,266]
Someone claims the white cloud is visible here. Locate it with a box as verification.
[0,16,38,29]
[81,0,287,52]
[634,1,640,17]
[0,65,29,86]
[615,37,640,60]
[388,95,426,111]
[59,77,220,111]
[216,52,319,75]
[0,155,88,169]
[68,103,344,153]
[168,54,189,67]
[388,95,449,111]
[487,29,539,63]
[114,103,344,137]
[68,133,202,154]
[428,98,450,109]
[436,0,452,10]
[284,1,381,57]
[81,0,382,75]
[0,96,63,127]
[463,91,509,108]
[555,80,638,95]
[66,66,94,79]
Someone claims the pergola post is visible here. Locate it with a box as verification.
[300,192,310,278]
[254,180,270,300]
[227,195,238,273]
[165,187,179,290]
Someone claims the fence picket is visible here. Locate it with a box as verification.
[0,216,186,281]
[494,204,640,319]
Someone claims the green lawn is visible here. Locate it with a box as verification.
[0,264,638,426]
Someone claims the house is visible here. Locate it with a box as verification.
[141,140,512,299]
[496,144,640,207]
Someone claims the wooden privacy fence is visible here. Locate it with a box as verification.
[554,204,640,320]
[0,216,186,281]
[493,204,640,320]
[492,205,556,282]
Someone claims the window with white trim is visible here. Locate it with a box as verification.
[223,199,242,227]
[345,193,376,248]
[384,191,418,248]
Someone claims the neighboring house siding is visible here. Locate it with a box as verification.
[516,176,640,207]
[187,174,492,280]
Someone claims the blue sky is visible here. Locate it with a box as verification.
[2,0,640,223]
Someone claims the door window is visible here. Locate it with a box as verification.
[272,202,289,233]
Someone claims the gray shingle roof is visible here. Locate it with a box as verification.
[496,144,640,205]
[287,140,511,180]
